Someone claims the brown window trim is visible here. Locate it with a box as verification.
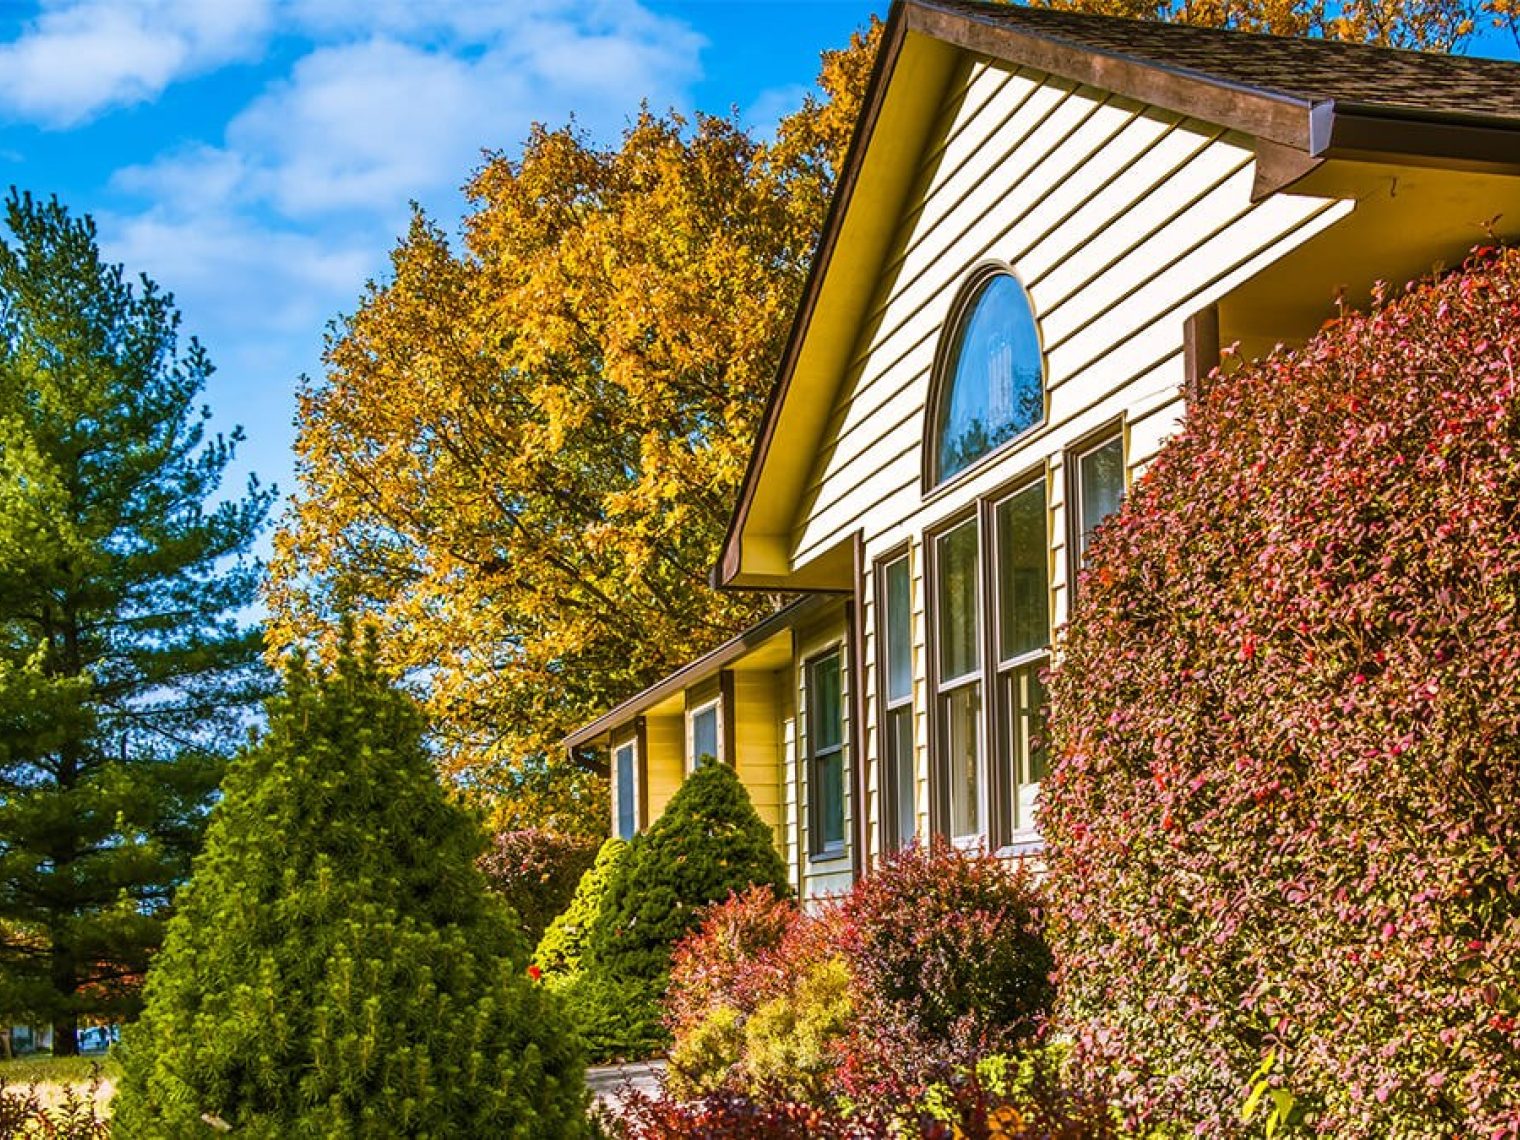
[873,542,915,857]
[1063,417,1128,603]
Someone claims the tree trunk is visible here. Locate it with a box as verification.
[50,941,78,1057]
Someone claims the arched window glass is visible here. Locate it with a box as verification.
[931,271,1044,485]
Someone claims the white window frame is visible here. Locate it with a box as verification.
[612,736,640,839]
[685,697,723,772]
[931,516,987,848]
[877,550,917,853]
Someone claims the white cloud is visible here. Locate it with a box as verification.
[744,83,812,140]
[0,0,270,127]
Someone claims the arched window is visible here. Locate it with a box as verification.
[929,268,1045,486]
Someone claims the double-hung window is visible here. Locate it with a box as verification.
[934,519,984,843]
[879,554,916,850]
[1071,432,1125,580]
[806,651,846,858]
[930,476,1051,846]
[993,479,1050,836]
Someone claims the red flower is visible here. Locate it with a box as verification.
[527,964,542,982]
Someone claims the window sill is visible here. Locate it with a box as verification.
[808,845,850,865]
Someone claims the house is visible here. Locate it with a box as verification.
[565,0,1520,900]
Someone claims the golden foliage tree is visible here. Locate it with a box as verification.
[267,27,881,837]
[1036,0,1518,51]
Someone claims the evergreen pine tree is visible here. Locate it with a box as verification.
[588,759,789,985]
[533,837,627,978]
[113,632,588,1138]
[0,190,272,1053]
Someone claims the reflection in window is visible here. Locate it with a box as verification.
[614,741,637,840]
[807,652,846,856]
[994,478,1049,838]
[1076,435,1125,568]
[935,519,983,841]
[689,701,719,769]
[932,272,1044,485]
[881,555,915,850]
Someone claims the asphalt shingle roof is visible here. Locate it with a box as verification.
[925,0,1520,120]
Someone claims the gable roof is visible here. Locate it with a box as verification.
[926,1,1520,123]
[717,0,1520,588]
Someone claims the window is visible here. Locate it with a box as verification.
[930,268,1045,486]
[993,480,1050,835]
[613,739,638,840]
[687,699,720,770]
[934,519,984,842]
[929,476,1051,846]
[806,651,846,858]
[1072,433,1125,571]
[879,553,916,851]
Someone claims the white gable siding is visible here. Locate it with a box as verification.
[787,57,1353,855]
[790,60,1350,579]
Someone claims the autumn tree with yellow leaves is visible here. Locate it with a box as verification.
[266,29,880,837]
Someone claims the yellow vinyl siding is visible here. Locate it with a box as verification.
[732,669,784,852]
[643,713,685,824]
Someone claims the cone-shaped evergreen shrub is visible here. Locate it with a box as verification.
[533,837,627,978]
[1045,247,1520,1137]
[112,633,588,1138]
[588,759,788,985]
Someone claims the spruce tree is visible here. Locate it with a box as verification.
[588,759,789,985]
[113,632,588,1138]
[0,190,272,1053]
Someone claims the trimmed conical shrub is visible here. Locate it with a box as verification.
[588,758,789,985]
[534,837,627,978]
[113,633,587,1138]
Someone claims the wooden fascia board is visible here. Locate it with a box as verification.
[720,5,951,588]
[1317,103,1520,176]
[904,1,1314,148]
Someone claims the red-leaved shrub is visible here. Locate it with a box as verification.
[1044,247,1520,1138]
[477,827,598,943]
[837,839,1053,1111]
[664,886,797,1042]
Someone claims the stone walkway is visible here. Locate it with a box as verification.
[586,1060,666,1117]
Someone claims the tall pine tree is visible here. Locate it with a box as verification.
[0,190,272,1053]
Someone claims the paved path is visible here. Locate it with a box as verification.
[586,1060,666,1117]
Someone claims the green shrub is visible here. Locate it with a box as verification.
[742,957,852,1105]
[666,1004,745,1096]
[534,837,627,978]
[547,972,667,1065]
[587,759,788,985]
[480,828,599,945]
[112,633,588,1138]
[1044,247,1520,1137]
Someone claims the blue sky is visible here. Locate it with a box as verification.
[0,0,879,528]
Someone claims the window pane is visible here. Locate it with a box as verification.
[817,752,845,848]
[1078,436,1125,565]
[936,521,980,682]
[810,655,842,752]
[615,743,637,840]
[997,480,1049,661]
[1006,660,1049,832]
[944,682,981,839]
[934,273,1044,483]
[890,706,915,848]
[884,557,912,704]
[690,705,718,765]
